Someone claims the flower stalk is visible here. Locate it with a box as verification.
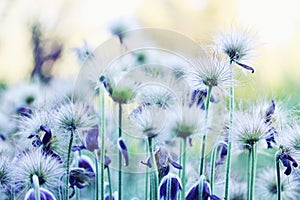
[32,174,41,200]
[275,151,281,200]
[181,137,187,200]
[249,144,257,200]
[66,130,74,200]
[199,86,212,175]
[101,88,106,200]
[148,137,158,200]
[118,102,123,200]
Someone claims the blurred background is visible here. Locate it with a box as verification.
[0,0,299,106]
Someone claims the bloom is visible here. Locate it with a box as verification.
[13,150,64,197]
[215,28,256,73]
[159,173,182,200]
[24,188,57,200]
[188,52,232,95]
[256,168,300,199]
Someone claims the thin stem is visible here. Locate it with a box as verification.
[247,149,251,200]
[66,130,74,200]
[101,88,105,200]
[275,151,281,200]
[210,141,227,194]
[198,175,205,200]
[107,167,113,200]
[118,102,122,200]
[224,62,234,200]
[32,175,40,200]
[167,176,171,200]
[179,139,183,178]
[199,86,212,175]
[145,140,149,200]
[148,137,158,200]
[95,151,99,200]
[249,144,257,200]
[181,138,187,200]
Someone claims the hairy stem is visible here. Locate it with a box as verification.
[249,144,257,200]
[95,151,99,200]
[107,167,113,200]
[145,140,149,200]
[32,175,40,200]
[118,102,122,200]
[181,138,187,200]
[199,86,212,175]
[224,62,234,200]
[275,151,281,200]
[66,130,74,200]
[101,89,105,200]
[148,137,158,200]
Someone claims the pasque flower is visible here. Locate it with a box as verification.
[24,188,57,200]
[186,178,221,200]
[159,173,182,200]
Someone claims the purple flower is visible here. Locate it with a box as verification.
[118,138,129,166]
[159,173,182,200]
[24,188,57,200]
[186,178,221,200]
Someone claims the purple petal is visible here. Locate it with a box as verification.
[118,138,129,166]
[141,157,152,168]
[170,161,182,170]
[235,61,255,73]
[84,125,99,151]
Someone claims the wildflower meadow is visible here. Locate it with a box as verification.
[1,9,300,200]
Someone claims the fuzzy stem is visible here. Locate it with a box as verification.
[181,138,187,200]
[118,102,123,200]
[275,151,281,200]
[210,141,227,194]
[32,174,40,200]
[179,139,183,178]
[95,151,99,200]
[145,140,149,200]
[66,130,74,200]
[224,62,234,200]
[101,89,106,200]
[107,166,113,200]
[198,175,205,200]
[249,144,257,200]
[199,86,212,175]
[148,137,158,200]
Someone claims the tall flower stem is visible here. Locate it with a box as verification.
[198,175,205,200]
[118,102,123,200]
[32,175,41,200]
[247,149,251,199]
[66,130,74,200]
[179,140,183,178]
[167,176,171,200]
[101,89,105,200]
[249,144,257,200]
[210,141,227,194]
[107,166,113,200]
[145,140,149,200]
[181,137,187,200]
[94,151,99,200]
[224,62,234,199]
[199,86,212,175]
[148,137,158,200]
[275,151,281,200]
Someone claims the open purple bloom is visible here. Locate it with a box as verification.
[186,179,221,200]
[278,152,298,176]
[189,89,217,110]
[264,100,277,148]
[118,138,129,166]
[69,167,95,198]
[159,173,182,200]
[24,188,57,200]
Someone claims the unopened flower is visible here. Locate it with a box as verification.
[24,188,57,200]
[118,138,129,166]
[215,28,256,73]
[159,173,182,200]
[277,145,298,176]
[185,177,221,200]
[13,150,64,197]
[256,168,300,199]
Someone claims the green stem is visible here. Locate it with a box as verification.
[210,141,227,194]
[101,88,105,200]
[118,102,122,200]
[32,174,40,200]
[247,149,251,200]
[224,62,234,200]
[198,175,205,200]
[66,130,74,200]
[179,139,183,178]
[95,151,99,200]
[275,151,281,200]
[167,175,171,200]
[145,140,149,200]
[107,167,113,200]
[249,144,257,200]
[199,86,212,175]
[148,137,158,200]
[181,138,187,200]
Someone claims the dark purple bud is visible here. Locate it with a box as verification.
[0,134,5,141]
[16,106,32,118]
[24,188,56,200]
[84,125,99,152]
[78,155,95,173]
[40,125,51,135]
[28,132,39,139]
[188,137,193,147]
[118,138,129,166]
[159,173,182,200]
[170,160,182,170]
[186,179,221,200]
[235,61,255,73]
[105,155,111,169]
[287,154,298,168]
[105,194,115,200]
[72,145,86,152]
[265,100,275,123]
[99,76,113,96]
